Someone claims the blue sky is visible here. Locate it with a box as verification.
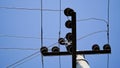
[0,0,120,68]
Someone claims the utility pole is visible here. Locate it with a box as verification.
[40,8,111,68]
[76,55,90,68]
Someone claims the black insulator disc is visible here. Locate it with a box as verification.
[64,8,74,16]
[40,47,48,53]
[52,46,60,53]
[66,32,72,41]
[65,20,72,28]
[103,44,111,51]
[58,38,65,45]
[92,44,100,51]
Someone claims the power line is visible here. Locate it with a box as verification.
[13,54,40,68]
[0,30,107,51]
[77,30,107,40]
[58,0,62,68]
[0,6,63,11]
[0,34,57,40]
[40,0,44,68]
[77,18,108,24]
[0,48,39,51]
[107,54,110,68]
[6,51,40,68]
[107,0,110,44]
[47,42,58,48]
[0,42,58,51]
[4,30,108,67]
[5,41,59,68]
[47,30,107,49]
[1,1,110,68]
[107,0,110,68]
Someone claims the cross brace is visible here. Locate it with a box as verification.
[42,50,111,56]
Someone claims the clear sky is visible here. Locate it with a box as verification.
[0,0,119,68]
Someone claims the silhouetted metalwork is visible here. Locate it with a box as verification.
[40,47,48,53]
[58,38,65,45]
[103,44,111,51]
[52,46,60,53]
[66,32,72,41]
[40,8,111,68]
[64,8,74,16]
[41,49,111,56]
[65,20,72,28]
[92,44,100,51]
[66,45,72,53]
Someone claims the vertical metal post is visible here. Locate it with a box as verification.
[72,12,76,68]
[41,8,111,68]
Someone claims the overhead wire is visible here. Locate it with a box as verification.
[13,54,40,68]
[77,1,110,68]
[77,30,108,67]
[77,30,107,41]
[77,18,108,24]
[47,42,58,48]
[6,51,40,68]
[5,30,107,68]
[4,41,59,68]
[5,41,58,68]
[0,0,110,68]
[1,31,108,67]
[40,0,44,68]
[0,6,63,11]
[3,30,108,67]
[0,48,39,51]
[0,34,57,40]
[107,0,110,68]
[0,30,107,51]
[107,0,110,44]
[58,0,62,68]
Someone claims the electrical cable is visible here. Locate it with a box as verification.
[0,42,58,51]
[107,0,110,44]
[47,42,58,48]
[1,31,105,51]
[4,30,107,67]
[5,41,59,68]
[0,6,63,11]
[0,1,111,68]
[5,41,60,68]
[77,30,107,41]
[58,0,62,68]
[0,34,40,39]
[40,0,44,68]
[107,0,110,68]
[107,54,110,68]
[0,34,57,40]
[6,51,40,68]
[13,54,40,68]
[0,48,39,50]
[77,18,108,24]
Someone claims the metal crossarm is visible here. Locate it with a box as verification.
[40,8,111,68]
[42,50,111,56]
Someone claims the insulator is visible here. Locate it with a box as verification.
[64,8,74,16]
[40,47,48,53]
[66,32,72,41]
[65,20,72,28]
[66,45,72,53]
[103,44,111,51]
[92,44,100,51]
[52,46,60,53]
[58,38,65,45]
